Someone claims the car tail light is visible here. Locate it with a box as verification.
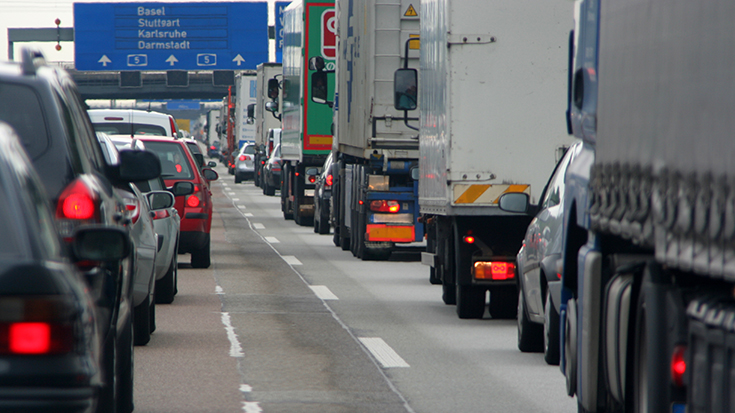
[239,155,251,162]
[210,145,216,150]
[671,345,687,387]
[169,116,178,137]
[186,185,202,208]
[152,209,170,220]
[0,296,75,355]
[473,261,516,280]
[308,175,316,184]
[56,179,101,237]
[122,197,141,224]
[370,200,400,213]
[326,174,333,188]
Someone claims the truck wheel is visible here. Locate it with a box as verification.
[333,229,341,247]
[517,289,543,352]
[543,289,560,365]
[489,286,517,319]
[456,285,485,319]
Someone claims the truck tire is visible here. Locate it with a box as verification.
[517,289,543,352]
[543,289,561,365]
[489,286,517,319]
[456,285,485,319]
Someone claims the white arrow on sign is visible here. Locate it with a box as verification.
[166,55,179,66]
[233,54,245,66]
[98,55,111,67]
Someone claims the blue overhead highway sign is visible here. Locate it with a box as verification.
[74,2,268,71]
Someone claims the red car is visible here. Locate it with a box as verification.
[140,137,219,268]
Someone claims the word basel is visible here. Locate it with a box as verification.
[137,6,190,50]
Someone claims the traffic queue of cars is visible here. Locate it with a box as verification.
[0,50,216,413]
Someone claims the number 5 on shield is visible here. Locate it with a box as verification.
[127,54,148,67]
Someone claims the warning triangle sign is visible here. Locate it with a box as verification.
[404,4,418,17]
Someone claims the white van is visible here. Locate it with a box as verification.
[88,109,178,138]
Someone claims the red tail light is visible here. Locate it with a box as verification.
[57,180,97,220]
[210,145,216,150]
[239,155,251,162]
[0,297,75,355]
[326,174,333,187]
[369,200,400,213]
[152,209,171,220]
[671,345,687,387]
[123,197,140,224]
[473,261,516,280]
[308,175,316,184]
[186,195,201,208]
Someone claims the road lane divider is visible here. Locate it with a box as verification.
[264,236,279,243]
[309,285,339,300]
[358,337,410,368]
[281,255,302,266]
[220,312,244,358]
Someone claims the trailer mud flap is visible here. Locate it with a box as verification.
[366,224,414,242]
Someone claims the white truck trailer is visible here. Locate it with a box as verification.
[252,62,282,187]
[309,0,421,260]
[234,71,257,150]
[413,0,572,319]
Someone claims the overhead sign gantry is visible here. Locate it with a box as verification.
[73,2,268,71]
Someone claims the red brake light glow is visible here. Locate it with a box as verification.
[186,195,201,208]
[0,297,75,355]
[152,209,171,220]
[369,200,400,213]
[308,175,316,184]
[473,261,516,280]
[57,180,98,220]
[463,235,475,244]
[9,323,51,354]
[326,174,333,187]
[671,345,687,387]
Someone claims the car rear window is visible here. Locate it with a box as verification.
[143,140,195,180]
[0,83,50,159]
[243,145,255,155]
[93,122,167,136]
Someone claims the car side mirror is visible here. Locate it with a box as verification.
[147,191,175,210]
[202,168,219,181]
[170,181,195,196]
[311,71,329,105]
[73,225,131,261]
[116,149,161,182]
[267,78,280,99]
[208,161,217,167]
[498,192,531,214]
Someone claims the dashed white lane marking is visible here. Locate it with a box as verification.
[358,337,410,368]
[264,236,279,243]
[237,205,247,209]
[253,223,265,229]
[215,286,225,295]
[232,198,240,201]
[220,312,244,357]
[309,285,339,300]
[243,213,254,217]
[281,255,302,266]
[242,402,262,412]
[239,384,252,393]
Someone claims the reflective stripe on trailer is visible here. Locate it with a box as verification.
[366,225,415,242]
[452,184,530,205]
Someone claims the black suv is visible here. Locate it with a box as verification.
[0,50,161,413]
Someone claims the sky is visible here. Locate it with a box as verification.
[0,0,280,63]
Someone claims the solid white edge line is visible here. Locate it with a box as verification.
[358,337,410,368]
[309,285,339,300]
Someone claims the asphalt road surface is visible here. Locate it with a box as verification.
[133,165,577,413]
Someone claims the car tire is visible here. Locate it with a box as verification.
[133,295,152,346]
[265,181,276,196]
[235,173,242,184]
[191,234,211,268]
[317,212,330,235]
[543,289,561,365]
[517,288,544,352]
[116,312,134,413]
[96,328,117,413]
[155,252,178,304]
[149,293,156,334]
[456,285,485,319]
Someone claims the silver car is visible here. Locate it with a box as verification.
[106,135,183,304]
[234,143,256,183]
[515,140,582,365]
